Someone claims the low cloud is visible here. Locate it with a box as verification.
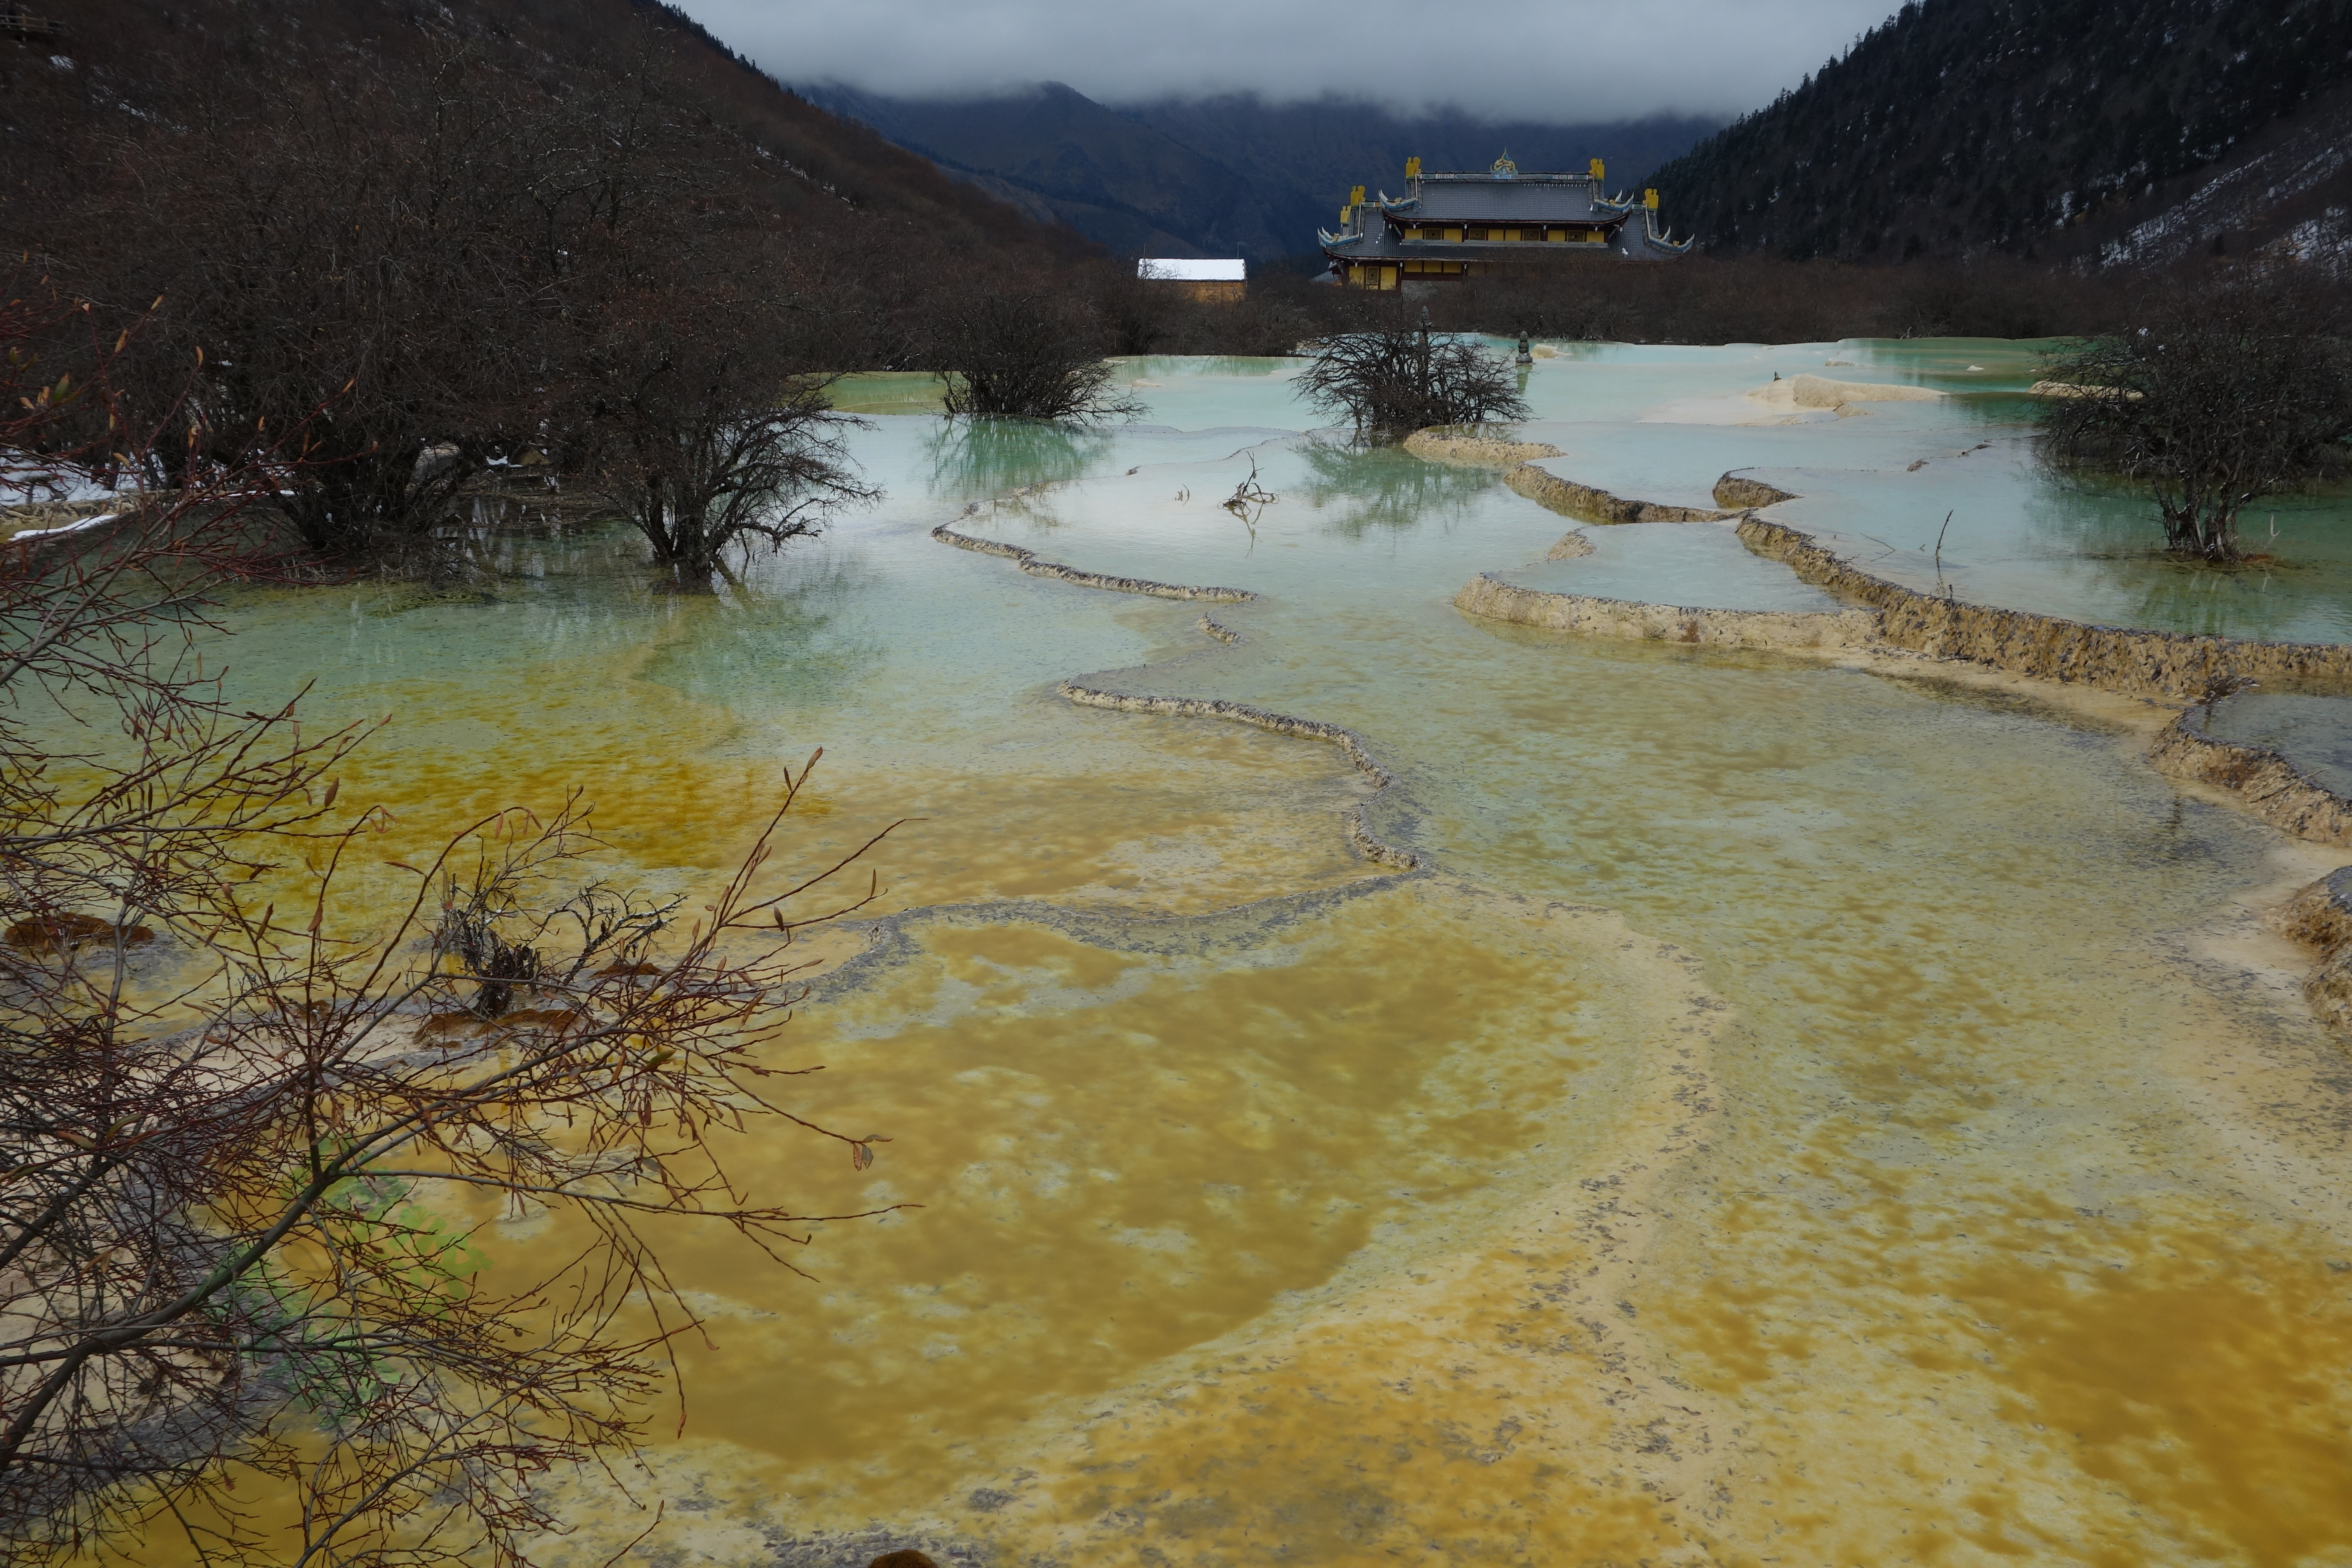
[680,0,1896,122]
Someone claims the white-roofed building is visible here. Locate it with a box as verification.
[1137,257,1247,301]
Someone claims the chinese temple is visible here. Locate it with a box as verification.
[1319,152,1693,289]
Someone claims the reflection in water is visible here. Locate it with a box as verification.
[2119,554,2313,639]
[922,419,1118,502]
[827,371,951,417]
[2033,466,2345,638]
[346,490,622,608]
[643,551,888,711]
[1997,463,2352,641]
[1119,354,1295,380]
[1293,438,1498,538]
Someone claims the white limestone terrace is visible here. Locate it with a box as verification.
[1520,453,1727,516]
[1454,337,2352,645]
[1497,518,1847,613]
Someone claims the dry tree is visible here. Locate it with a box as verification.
[49,38,883,576]
[1220,456,1277,544]
[0,291,899,1566]
[65,47,565,560]
[587,318,878,585]
[2038,269,2352,562]
[1295,310,1530,439]
[1221,458,1277,521]
[563,132,881,585]
[934,289,1145,424]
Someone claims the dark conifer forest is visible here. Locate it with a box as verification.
[1650,0,2352,261]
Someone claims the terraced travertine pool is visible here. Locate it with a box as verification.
[199,344,2352,1566]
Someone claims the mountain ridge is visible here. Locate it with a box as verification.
[800,81,1294,258]
[4,0,1102,267]
[799,79,1720,262]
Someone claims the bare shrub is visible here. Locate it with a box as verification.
[935,290,1143,423]
[1296,315,1530,438]
[581,276,877,584]
[597,370,873,582]
[1095,268,1182,357]
[63,48,570,560]
[1406,255,2131,346]
[2040,271,2352,560]
[0,290,897,1567]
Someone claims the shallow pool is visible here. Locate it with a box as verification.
[158,347,2352,1568]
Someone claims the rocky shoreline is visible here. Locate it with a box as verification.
[931,520,1256,603]
[1453,573,1877,652]
[1733,511,2352,700]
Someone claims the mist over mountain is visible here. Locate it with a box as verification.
[1123,96,1719,233]
[797,80,1719,263]
[1649,0,2352,266]
[798,82,1289,259]
[687,0,1888,124]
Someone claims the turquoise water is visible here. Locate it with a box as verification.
[1500,520,1848,610]
[2208,691,2352,796]
[176,346,2352,1568]
[1499,340,2352,643]
[838,340,2352,646]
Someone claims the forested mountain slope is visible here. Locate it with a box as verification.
[2,0,1093,271]
[800,81,1295,260]
[1648,0,2352,262]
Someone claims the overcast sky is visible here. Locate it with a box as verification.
[677,0,1897,122]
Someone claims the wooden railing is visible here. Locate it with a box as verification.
[3,6,70,43]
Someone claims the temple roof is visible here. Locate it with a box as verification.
[1401,179,1617,224]
[1322,200,1690,262]
[1320,154,1692,263]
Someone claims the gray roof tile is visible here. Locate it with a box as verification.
[1402,180,1616,222]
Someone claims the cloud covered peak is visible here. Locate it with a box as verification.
[680,0,1895,123]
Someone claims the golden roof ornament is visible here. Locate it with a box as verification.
[1489,149,1518,179]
